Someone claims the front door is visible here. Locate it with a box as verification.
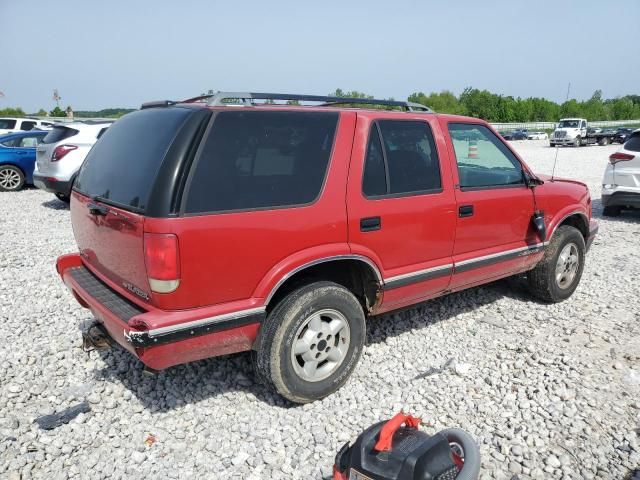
[347,114,457,312]
[443,121,539,290]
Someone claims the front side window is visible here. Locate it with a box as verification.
[362,120,441,197]
[20,121,36,131]
[185,111,338,214]
[448,123,524,189]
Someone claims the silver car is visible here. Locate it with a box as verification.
[33,121,111,202]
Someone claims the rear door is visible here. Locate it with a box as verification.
[443,121,538,290]
[72,107,200,307]
[347,114,457,312]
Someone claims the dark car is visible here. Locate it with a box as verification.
[501,129,528,141]
[614,128,635,144]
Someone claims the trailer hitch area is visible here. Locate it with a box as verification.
[82,322,113,352]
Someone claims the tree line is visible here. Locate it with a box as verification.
[1,88,639,122]
[330,88,640,122]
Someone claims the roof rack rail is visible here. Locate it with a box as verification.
[203,92,433,113]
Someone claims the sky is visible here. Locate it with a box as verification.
[1,0,639,112]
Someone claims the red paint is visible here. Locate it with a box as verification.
[58,105,596,371]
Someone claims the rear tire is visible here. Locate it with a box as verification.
[527,226,585,303]
[0,165,25,192]
[603,205,621,217]
[599,137,609,146]
[252,281,366,404]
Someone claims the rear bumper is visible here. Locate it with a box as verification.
[33,173,73,196]
[602,191,640,208]
[586,219,598,252]
[56,253,265,370]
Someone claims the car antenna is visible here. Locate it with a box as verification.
[551,82,571,182]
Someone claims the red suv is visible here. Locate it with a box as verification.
[56,92,598,403]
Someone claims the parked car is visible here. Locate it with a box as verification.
[614,128,635,144]
[0,118,54,135]
[33,121,111,202]
[502,129,528,140]
[0,130,48,191]
[602,129,640,216]
[526,131,548,140]
[55,92,598,403]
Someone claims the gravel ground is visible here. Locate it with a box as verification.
[1,140,639,480]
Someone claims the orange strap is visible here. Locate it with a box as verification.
[373,412,421,452]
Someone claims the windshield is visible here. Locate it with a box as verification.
[558,120,580,128]
[0,119,17,129]
[75,107,192,212]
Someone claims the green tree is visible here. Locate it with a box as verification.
[49,106,66,117]
[35,109,47,117]
[0,107,26,117]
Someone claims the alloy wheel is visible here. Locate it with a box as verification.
[555,243,579,289]
[290,308,351,382]
[0,168,21,190]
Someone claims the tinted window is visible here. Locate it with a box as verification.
[362,120,441,197]
[42,126,79,144]
[0,119,16,129]
[97,127,108,139]
[0,138,19,147]
[448,123,524,189]
[362,128,387,196]
[76,108,193,211]
[185,111,338,214]
[624,133,640,152]
[20,121,36,131]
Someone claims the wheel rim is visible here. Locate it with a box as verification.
[290,308,351,382]
[0,168,21,190]
[555,243,579,289]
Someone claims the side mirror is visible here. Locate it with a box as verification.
[532,210,547,241]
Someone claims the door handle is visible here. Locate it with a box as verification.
[459,205,474,217]
[87,203,109,216]
[360,216,381,232]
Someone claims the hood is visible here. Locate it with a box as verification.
[536,174,588,189]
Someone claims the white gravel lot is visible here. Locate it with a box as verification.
[1,140,639,480]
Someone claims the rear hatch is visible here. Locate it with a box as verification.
[36,125,79,174]
[71,106,210,307]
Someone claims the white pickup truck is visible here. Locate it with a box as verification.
[0,118,55,136]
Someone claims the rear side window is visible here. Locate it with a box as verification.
[75,108,193,211]
[21,121,36,131]
[624,133,640,152]
[0,119,16,129]
[184,111,338,214]
[362,120,441,197]
[42,126,79,144]
[96,127,108,139]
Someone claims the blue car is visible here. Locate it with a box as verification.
[0,130,48,191]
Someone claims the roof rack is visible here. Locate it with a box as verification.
[203,92,432,112]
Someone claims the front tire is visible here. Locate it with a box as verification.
[0,165,25,192]
[527,226,585,303]
[55,193,70,203]
[252,281,366,403]
[574,136,582,147]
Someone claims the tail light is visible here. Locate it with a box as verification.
[609,152,634,164]
[52,145,78,162]
[144,233,180,293]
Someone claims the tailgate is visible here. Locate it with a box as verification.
[71,191,152,305]
[35,142,56,173]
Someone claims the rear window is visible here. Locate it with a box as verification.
[624,133,640,152]
[0,119,16,129]
[184,111,338,214]
[75,108,193,211]
[42,126,79,144]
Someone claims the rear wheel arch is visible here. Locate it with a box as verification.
[265,257,382,315]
